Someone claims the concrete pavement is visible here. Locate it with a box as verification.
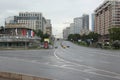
[0,40,120,80]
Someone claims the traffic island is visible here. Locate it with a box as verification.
[0,72,52,80]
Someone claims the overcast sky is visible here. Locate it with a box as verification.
[0,0,104,37]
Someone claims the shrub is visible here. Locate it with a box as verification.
[112,40,120,49]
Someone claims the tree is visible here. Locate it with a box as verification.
[43,33,50,38]
[74,34,81,41]
[68,34,74,41]
[112,40,120,49]
[87,32,100,42]
[35,29,50,42]
[68,34,81,42]
[68,32,100,43]
[40,33,50,42]
[35,29,43,38]
[81,34,87,41]
[108,28,120,41]
[80,32,100,43]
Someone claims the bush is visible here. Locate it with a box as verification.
[96,42,103,48]
[78,41,88,46]
[112,40,120,49]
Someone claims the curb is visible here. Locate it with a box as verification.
[0,72,52,80]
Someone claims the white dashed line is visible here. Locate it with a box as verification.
[54,49,120,79]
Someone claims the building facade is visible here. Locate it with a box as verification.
[45,19,52,36]
[74,17,83,34]
[65,14,89,35]
[63,27,70,40]
[5,12,47,32]
[91,13,95,32]
[95,0,120,36]
[82,14,89,30]
[70,23,75,34]
[0,27,39,48]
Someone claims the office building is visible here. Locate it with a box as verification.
[74,17,83,34]
[70,23,75,34]
[45,19,52,36]
[63,27,70,40]
[95,0,120,36]
[82,14,89,30]
[91,13,95,32]
[5,12,47,32]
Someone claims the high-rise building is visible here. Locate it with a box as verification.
[45,19,52,36]
[91,13,95,32]
[95,0,120,36]
[63,27,70,40]
[70,23,75,34]
[74,17,83,34]
[82,14,89,30]
[79,14,89,35]
[5,12,47,32]
[67,14,89,35]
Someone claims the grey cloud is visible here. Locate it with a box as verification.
[0,0,103,36]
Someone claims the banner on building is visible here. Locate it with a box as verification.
[22,29,27,36]
[31,30,35,37]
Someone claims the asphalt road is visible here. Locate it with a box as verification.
[0,40,120,80]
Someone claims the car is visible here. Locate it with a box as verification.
[55,46,58,49]
[57,38,59,41]
[67,46,70,48]
[62,46,66,49]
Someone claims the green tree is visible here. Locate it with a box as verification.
[68,34,74,41]
[81,34,87,41]
[87,32,100,42]
[108,28,120,41]
[74,34,81,41]
[43,33,50,38]
[35,29,43,38]
[40,33,50,42]
[35,29,50,42]
[68,32,100,42]
[68,34,81,42]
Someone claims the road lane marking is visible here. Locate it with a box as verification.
[0,55,120,80]
[58,47,116,65]
[54,49,120,79]
[60,42,120,58]
[84,69,94,72]
[114,76,120,79]
[0,49,120,80]
[99,61,111,64]
[60,65,120,79]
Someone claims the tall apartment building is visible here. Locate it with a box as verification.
[63,27,70,40]
[67,14,89,35]
[45,19,52,36]
[82,14,89,30]
[74,17,83,34]
[95,0,120,36]
[91,13,95,32]
[70,23,75,34]
[5,12,47,32]
[79,14,90,35]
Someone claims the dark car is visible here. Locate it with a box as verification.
[67,46,70,48]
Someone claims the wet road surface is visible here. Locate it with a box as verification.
[0,41,120,80]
